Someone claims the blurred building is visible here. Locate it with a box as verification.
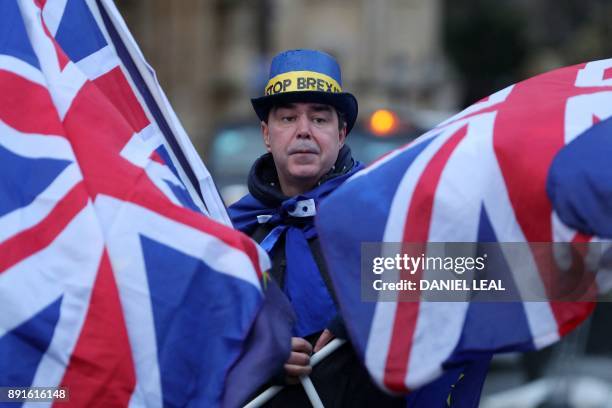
[118,0,457,157]
[117,0,612,157]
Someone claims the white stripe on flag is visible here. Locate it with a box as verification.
[120,124,163,167]
[0,55,45,86]
[564,91,612,144]
[13,206,103,407]
[436,85,514,128]
[0,163,81,244]
[41,0,69,37]
[523,302,561,349]
[382,119,468,244]
[76,44,121,80]
[480,132,560,348]
[96,196,263,290]
[575,58,612,88]
[94,196,163,408]
[406,302,468,388]
[405,112,499,388]
[18,0,88,120]
[0,121,73,160]
[363,119,467,389]
[363,301,397,389]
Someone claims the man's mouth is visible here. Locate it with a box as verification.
[289,147,319,155]
[291,150,317,155]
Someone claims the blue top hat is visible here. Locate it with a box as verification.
[251,49,358,133]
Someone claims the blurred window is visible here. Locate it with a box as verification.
[209,126,266,177]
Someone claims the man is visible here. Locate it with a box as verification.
[229,49,489,406]
[229,49,404,406]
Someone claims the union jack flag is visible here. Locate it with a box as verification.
[317,59,612,394]
[0,0,291,406]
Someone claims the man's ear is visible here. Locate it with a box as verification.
[261,121,272,152]
[338,123,347,148]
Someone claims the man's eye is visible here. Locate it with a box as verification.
[313,117,327,124]
[281,116,295,122]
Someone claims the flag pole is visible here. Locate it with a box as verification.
[244,339,346,407]
[299,375,324,408]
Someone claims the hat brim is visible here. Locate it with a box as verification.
[251,91,358,134]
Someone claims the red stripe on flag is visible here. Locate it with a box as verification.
[492,64,606,333]
[64,81,136,163]
[493,68,572,241]
[572,232,592,243]
[0,70,65,135]
[39,13,69,70]
[93,67,150,133]
[0,183,88,273]
[494,63,612,242]
[56,251,136,408]
[383,125,468,392]
[555,302,596,336]
[150,150,165,164]
[404,127,468,240]
[553,233,598,336]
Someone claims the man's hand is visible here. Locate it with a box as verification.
[314,328,335,353]
[284,337,313,384]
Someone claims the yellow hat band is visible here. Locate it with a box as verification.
[264,70,342,96]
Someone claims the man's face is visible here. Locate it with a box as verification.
[262,102,346,195]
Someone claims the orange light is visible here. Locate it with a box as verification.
[369,109,398,136]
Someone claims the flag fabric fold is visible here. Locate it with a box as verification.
[317,58,612,394]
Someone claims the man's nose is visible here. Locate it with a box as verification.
[295,114,311,138]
